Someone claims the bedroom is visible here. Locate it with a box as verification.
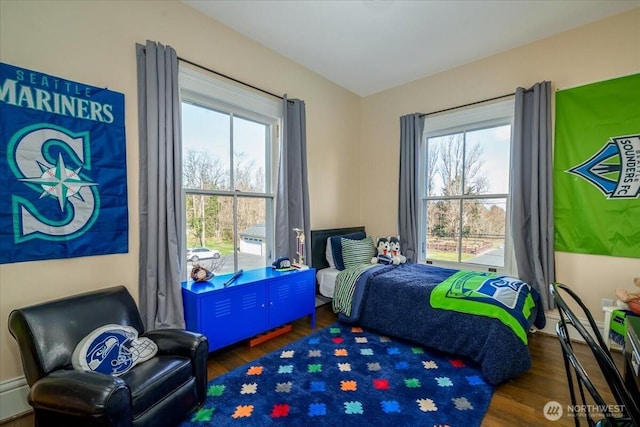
[1,0,639,424]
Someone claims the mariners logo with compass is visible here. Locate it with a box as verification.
[19,152,98,212]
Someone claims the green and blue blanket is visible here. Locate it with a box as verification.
[430,270,536,344]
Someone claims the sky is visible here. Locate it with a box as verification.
[181,102,267,191]
[427,124,511,197]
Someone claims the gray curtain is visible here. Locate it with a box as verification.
[398,113,424,263]
[511,81,555,310]
[136,41,184,329]
[275,97,310,263]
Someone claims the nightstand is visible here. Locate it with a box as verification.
[182,267,316,352]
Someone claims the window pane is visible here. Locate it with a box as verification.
[237,197,267,271]
[185,194,269,279]
[182,103,231,191]
[426,133,464,196]
[425,199,461,262]
[233,116,267,193]
[464,125,511,195]
[461,198,506,267]
[185,194,234,277]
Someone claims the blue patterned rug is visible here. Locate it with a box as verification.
[181,323,494,426]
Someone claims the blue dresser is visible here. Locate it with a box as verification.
[182,267,316,352]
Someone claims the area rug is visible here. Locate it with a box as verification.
[181,323,494,426]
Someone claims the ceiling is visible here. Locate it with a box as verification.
[183,0,638,97]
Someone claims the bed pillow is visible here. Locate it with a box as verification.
[341,236,376,269]
[325,238,336,268]
[72,324,158,376]
[329,231,366,270]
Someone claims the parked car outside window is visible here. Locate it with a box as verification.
[186,247,221,262]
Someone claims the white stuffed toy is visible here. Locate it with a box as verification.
[388,236,407,265]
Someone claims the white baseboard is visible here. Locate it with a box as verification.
[0,376,30,422]
[535,311,622,351]
[537,311,562,336]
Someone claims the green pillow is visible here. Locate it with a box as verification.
[341,236,375,269]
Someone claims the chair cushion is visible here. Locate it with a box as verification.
[72,324,158,376]
[121,355,193,417]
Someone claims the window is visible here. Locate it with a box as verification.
[180,67,281,279]
[420,99,514,273]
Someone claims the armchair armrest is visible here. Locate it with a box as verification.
[143,329,207,358]
[143,329,209,403]
[29,369,131,424]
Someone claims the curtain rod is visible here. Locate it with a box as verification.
[178,56,284,101]
[420,91,518,117]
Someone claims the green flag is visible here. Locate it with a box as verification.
[554,73,640,258]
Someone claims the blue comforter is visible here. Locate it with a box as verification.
[337,262,546,385]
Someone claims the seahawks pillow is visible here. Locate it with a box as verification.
[72,324,157,376]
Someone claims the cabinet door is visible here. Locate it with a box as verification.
[267,270,315,328]
[201,284,267,351]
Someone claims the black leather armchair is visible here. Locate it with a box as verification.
[8,285,209,427]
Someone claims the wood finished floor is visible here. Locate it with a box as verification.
[2,302,624,427]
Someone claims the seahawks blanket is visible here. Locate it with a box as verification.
[333,262,545,385]
[430,270,536,344]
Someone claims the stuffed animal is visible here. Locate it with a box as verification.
[388,236,407,265]
[615,277,640,309]
[371,237,393,265]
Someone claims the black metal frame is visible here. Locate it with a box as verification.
[550,283,640,426]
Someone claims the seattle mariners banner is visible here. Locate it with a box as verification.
[0,63,128,264]
[554,73,640,258]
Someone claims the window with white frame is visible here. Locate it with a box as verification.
[179,66,281,279]
[420,99,514,273]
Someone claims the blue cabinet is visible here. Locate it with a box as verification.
[182,267,316,352]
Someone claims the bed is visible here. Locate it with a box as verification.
[310,227,546,385]
[310,226,366,298]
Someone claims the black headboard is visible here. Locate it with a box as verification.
[310,226,366,270]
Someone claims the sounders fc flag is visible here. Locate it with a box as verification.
[0,63,128,264]
[554,73,640,258]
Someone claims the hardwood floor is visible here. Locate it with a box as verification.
[2,302,625,427]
